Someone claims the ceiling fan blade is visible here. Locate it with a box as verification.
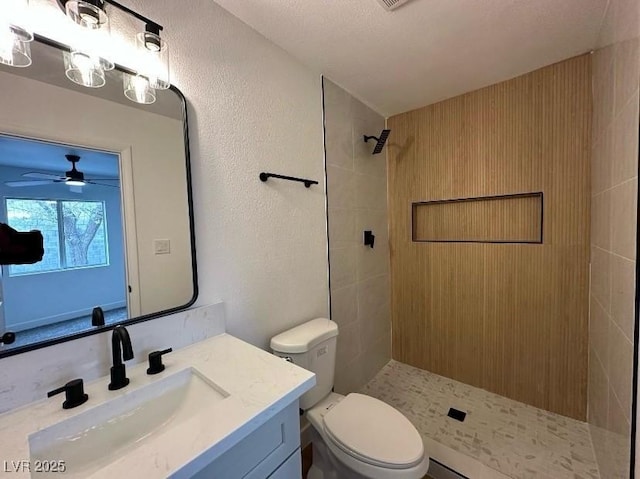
[5,180,55,187]
[23,172,63,180]
[86,181,120,188]
[85,177,119,182]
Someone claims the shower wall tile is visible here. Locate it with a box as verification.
[607,323,633,420]
[327,208,357,248]
[592,124,613,195]
[589,2,639,476]
[612,92,639,185]
[326,165,355,209]
[589,296,610,371]
[591,190,611,249]
[589,349,609,428]
[611,254,636,340]
[590,246,612,312]
[330,284,358,328]
[328,246,357,288]
[324,78,390,394]
[613,38,640,114]
[610,177,637,260]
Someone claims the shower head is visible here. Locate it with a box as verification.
[363,129,391,155]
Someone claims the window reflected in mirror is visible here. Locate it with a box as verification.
[0,135,128,348]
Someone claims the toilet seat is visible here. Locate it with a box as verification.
[322,393,425,469]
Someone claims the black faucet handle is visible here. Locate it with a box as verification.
[47,379,89,409]
[147,348,173,375]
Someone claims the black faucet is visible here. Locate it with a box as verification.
[108,325,134,390]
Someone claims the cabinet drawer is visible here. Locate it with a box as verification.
[190,402,300,479]
[267,449,301,479]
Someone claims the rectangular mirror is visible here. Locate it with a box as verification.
[0,36,197,356]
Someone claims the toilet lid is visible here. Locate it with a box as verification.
[322,393,424,469]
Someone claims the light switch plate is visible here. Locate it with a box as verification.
[154,239,171,255]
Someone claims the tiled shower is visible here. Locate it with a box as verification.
[323,1,640,477]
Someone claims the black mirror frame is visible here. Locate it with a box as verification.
[0,33,198,359]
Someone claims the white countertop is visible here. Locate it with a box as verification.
[0,333,315,478]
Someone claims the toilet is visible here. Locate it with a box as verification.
[271,318,429,479]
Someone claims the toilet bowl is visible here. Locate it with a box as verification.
[271,318,429,479]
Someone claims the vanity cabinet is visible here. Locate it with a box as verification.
[189,401,301,479]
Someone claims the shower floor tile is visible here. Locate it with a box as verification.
[361,360,600,479]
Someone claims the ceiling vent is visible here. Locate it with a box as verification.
[375,0,412,11]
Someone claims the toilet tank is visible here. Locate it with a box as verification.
[270,318,338,410]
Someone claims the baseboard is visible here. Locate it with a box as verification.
[8,301,127,332]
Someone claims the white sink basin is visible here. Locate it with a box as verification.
[28,367,229,478]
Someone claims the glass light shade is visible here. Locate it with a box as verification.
[0,0,33,42]
[66,4,113,72]
[65,1,108,30]
[0,27,32,67]
[123,73,156,104]
[136,32,170,90]
[64,50,106,88]
[66,179,86,187]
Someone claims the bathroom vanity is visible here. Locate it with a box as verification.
[0,333,315,478]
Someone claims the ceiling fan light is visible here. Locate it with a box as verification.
[66,179,86,187]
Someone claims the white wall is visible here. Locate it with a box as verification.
[0,0,328,412]
[133,0,330,348]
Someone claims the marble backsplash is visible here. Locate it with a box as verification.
[0,303,225,414]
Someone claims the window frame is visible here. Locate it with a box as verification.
[5,197,110,277]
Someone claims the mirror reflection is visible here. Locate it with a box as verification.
[0,37,196,354]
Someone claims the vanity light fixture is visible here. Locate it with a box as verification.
[137,24,170,91]
[0,0,34,68]
[56,0,169,104]
[63,0,109,29]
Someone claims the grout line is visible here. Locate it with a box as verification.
[592,175,639,198]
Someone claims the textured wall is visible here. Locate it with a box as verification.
[588,0,640,477]
[387,56,592,420]
[17,0,329,354]
[323,79,391,393]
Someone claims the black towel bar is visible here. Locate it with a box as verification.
[259,172,318,188]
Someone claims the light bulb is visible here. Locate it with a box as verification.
[136,32,170,90]
[123,73,156,104]
[64,50,105,88]
[0,27,32,67]
[66,179,86,187]
[0,0,33,68]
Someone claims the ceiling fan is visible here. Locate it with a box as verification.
[4,154,119,191]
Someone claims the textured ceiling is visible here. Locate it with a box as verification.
[212,0,607,116]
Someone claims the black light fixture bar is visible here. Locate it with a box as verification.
[103,0,163,33]
[56,0,163,32]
